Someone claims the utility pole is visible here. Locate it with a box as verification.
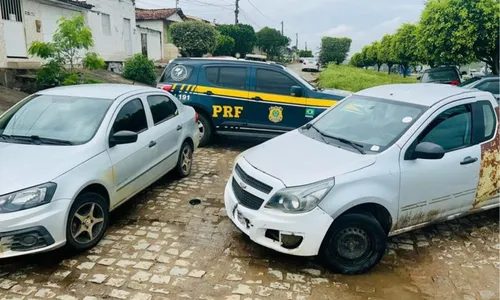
[296,33,298,49]
[281,21,284,35]
[305,42,308,51]
[235,0,239,24]
[175,0,179,9]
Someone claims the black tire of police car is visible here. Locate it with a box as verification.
[66,192,109,252]
[198,113,213,147]
[319,213,387,275]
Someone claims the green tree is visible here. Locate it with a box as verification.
[217,24,256,57]
[371,41,383,71]
[298,50,313,57]
[171,21,218,57]
[393,23,419,77]
[122,54,157,86]
[28,15,104,87]
[256,27,289,59]
[380,34,397,74]
[213,34,235,56]
[349,53,364,68]
[319,37,352,65]
[418,0,499,74]
[361,45,375,69]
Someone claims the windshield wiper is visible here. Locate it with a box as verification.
[10,135,73,145]
[302,124,365,154]
[302,123,329,144]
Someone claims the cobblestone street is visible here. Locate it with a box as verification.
[0,138,499,300]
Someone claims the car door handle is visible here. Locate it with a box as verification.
[149,141,156,148]
[252,96,262,101]
[177,125,183,131]
[460,156,478,165]
[205,91,213,95]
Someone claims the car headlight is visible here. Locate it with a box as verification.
[0,183,57,213]
[265,178,334,214]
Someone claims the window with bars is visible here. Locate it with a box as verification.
[1,0,23,22]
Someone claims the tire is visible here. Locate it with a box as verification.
[176,141,193,178]
[198,113,213,147]
[66,193,109,252]
[319,213,387,275]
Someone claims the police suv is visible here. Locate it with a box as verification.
[157,58,349,146]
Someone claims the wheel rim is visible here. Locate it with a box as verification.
[198,120,205,140]
[181,146,192,174]
[333,227,372,262]
[71,202,105,244]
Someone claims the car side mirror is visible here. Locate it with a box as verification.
[109,130,138,147]
[414,142,445,160]
[291,86,303,97]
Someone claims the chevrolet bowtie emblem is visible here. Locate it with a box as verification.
[239,181,247,189]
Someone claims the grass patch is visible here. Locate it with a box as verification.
[319,65,417,92]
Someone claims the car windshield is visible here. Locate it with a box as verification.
[421,69,459,83]
[458,77,483,87]
[307,95,427,153]
[0,95,113,145]
[283,67,317,90]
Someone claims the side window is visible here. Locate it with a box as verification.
[256,69,296,95]
[418,104,472,152]
[147,95,178,125]
[477,80,500,95]
[162,64,194,83]
[477,101,497,142]
[205,67,247,89]
[113,99,148,134]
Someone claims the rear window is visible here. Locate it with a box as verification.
[162,63,195,83]
[421,68,459,83]
[459,77,483,87]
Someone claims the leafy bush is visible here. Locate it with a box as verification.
[122,54,157,85]
[214,35,235,56]
[35,60,68,88]
[62,73,79,86]
[319,37,352,65]
[216,24,256,56]
[319,64,417,92]
[171,21,218,57]
[84,78,104,84]
[298,50,313,57]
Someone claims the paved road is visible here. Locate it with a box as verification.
[287,63,321,84]
[0,136,498,300]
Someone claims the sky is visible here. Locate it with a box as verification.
[135,0,426,56]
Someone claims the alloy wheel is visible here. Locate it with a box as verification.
[181,146,192,174]
[70,202,105,244]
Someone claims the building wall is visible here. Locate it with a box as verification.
[136,26,162,61]
[86,0,137,62]
[136,19,163,34]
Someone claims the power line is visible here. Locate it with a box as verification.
[246,0,278,22]
[239,8,260,29]
[179,0,233,9]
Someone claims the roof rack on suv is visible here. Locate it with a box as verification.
[171,57,285,69]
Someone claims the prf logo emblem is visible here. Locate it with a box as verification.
[268,106,283,123]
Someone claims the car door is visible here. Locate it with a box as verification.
[198,65,250,128]
[397,98,481,229]
[144,93,183,178]
[107,97,157,207]
[248,67,307,131]
[475,79,500,101]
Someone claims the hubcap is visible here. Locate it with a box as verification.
[71,202,105,244]
[198,120,204,140]
[335,227,370,261]
[181,146,192,174]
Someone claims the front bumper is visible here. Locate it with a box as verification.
[224,178,334,256]
[0,199,70,258]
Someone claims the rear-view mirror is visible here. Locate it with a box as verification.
[110,130,138,147]
[291,86,303,97]
[414,142,445,160]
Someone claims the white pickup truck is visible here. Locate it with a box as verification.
[225,83,499,274]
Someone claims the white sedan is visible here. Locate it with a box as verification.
[302,58,320,72]
[225,84,499,274]
[0,84,199,258]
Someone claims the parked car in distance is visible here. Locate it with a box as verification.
[225,84,499,274]
[418,66,465,85]
[157,58,347,147]
[459,75,499,101]
[0,84,199,259]
[302,58,320,72]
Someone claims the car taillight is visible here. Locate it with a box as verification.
[195,112,199,123]
[161,84,173,92]
[450,80,460,86]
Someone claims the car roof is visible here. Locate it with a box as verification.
[424,66,458,73]
[356,83,479,106]
[171,57,286,70]
[37,84,159,100]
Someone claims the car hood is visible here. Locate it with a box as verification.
[0,142,99,195]
[241,130,376,187]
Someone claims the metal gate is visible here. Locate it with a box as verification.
[123,18,132,56]
[141,33,148,57]
[1,0,27,58]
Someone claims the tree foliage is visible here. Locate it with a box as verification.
[349,53,364,68]
[28,15,105,87]
[319,37,352,65]
[171,21,218,57]
[217,24,256,57]
[256,27,289,59]
[213,34,235,56]
[392,23,419,77]
[298,50,313,57]
[122,54,157,86]
[379,34,397,73]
